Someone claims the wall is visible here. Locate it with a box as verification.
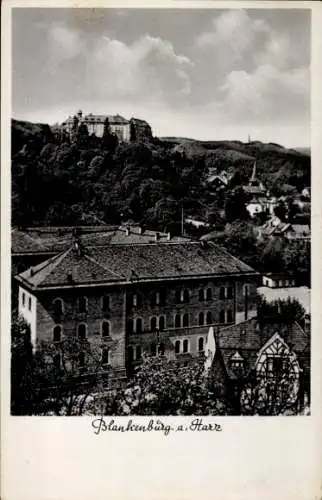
[36,286,127,370]
[18,286,37,347]
[33,274,258,376]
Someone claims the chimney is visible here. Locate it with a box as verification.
[138,226,142,235]
[167,232,171,241]
[30,267,34,277]
[155,232,160,242]
[125,227,130,236]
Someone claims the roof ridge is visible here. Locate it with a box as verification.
[84,252,124,279]
[27,247,73,282]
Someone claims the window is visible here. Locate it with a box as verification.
[227,310,233,323]
[199,312,205,326]
[78,296,87,313]
[227,287,233,299]
[127,319,134,334]
[22,292,26,307]
[136,317,143,333]
[102,347,109,365]
[159,290,166,305]
[206,311,212,325]
[243,284,249,296]
[77,323,87,340]
[219,286,226,299]
[129,293,139,307]
[150,316,157,332]
[182,313,189,327]
[78,352,85,369]
[183,289,190,303]
[219,310,225,323]
[28,297,32,311]
[206,288,212,301]
[183,339,189,353]
[102,295,110,311]
[136,345,142,360]
[158,342,165,356]
[53,325,62,342]
[154,292,160,305]
[175,314,181,328]
[175,290,181,304]
[151,343,157,356]
[198,337,204,352]
[128,346,134,362]
[267,356,287,374]
[159,315,165,331]
[53,298,63,315]
[102,320,110,337]
[175,340,181,354]
[199,289,205,302]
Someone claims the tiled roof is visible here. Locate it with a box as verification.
[216,317,309,379]
[11,230,55,254]
[11,226,190,254]
[16,241,258,290]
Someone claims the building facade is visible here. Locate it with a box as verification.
[62,110,131,142]
[16,241,260,382]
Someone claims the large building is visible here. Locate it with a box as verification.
[15,240,260,382]
[62,110,131,142]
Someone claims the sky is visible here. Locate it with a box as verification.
[12,8,311,147]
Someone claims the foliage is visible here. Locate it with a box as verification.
[11,119,310,233]
[11,325,107,415]
[257,295,306,323]
[240,369,301,416]
[11,315,35,415]
[95,356,234,416]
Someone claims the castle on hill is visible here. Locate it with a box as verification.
[62,110,131,142]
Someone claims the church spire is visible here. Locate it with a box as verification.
[250,160,257,183]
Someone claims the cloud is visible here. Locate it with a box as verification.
[46,25,193,106]
[217,64,309,122]
[195,10,270,65]
[48,25,83,59]
[89,34,193,103]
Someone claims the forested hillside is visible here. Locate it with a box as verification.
[11,119,310,231]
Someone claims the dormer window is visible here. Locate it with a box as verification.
[230,351,244,372]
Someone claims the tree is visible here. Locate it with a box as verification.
[224,187,249,222]
[33,337,106,416]
[11,315,35,415]
[99,356,233,416]
[257,295,305,324]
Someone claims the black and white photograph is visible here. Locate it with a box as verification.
[10,7,311,417]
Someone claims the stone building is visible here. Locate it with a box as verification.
[15,240,259,382]
[62,110,131,142]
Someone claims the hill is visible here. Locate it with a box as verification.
[11,118,310,230]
